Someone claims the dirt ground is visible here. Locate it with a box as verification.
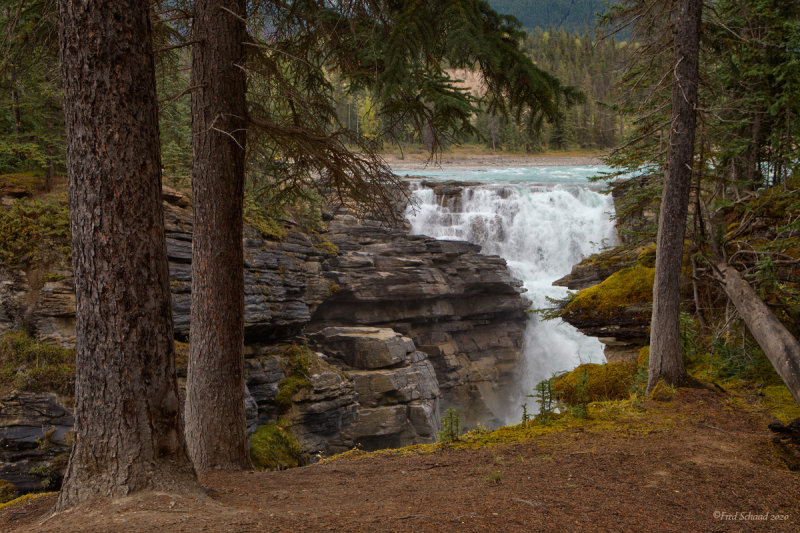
[2,389,798,532]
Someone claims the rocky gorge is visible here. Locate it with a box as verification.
[0,186,529,494]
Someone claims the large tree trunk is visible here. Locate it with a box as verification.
[56,0,196,509]
[715,263,800,405]
[184,0,252,470]
[648,0,702,391]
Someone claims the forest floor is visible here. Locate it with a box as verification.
[2,388,798,532]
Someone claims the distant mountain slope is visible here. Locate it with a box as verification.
[487,0,606,32]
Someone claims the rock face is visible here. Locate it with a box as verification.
[311,327,440,451]
[0,393,72,493]
[0,187,527,490]
[311,213,528,428]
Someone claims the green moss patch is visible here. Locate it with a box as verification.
[0,330,74,395]
[552,362,638,405]
[274,344,313,410]
[250,420,303,470]
[0,491,56,511]
[564,265,654,319]
[760,385,800,424]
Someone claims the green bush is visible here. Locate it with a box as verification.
[530,378,558,423]
[0,330,75,395]
[250,420,303,471]
[0,192,70,268]
[0,479,16,503]
[437,408,461,443]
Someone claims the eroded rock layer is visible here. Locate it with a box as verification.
[0,188,528,489]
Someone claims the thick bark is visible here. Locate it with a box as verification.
[184,0,252,470]
[715,263,800,406]
[56,0,196,509]
[648,0,702,391]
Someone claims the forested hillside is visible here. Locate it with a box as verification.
[487,0,606,31]
[469,28,627,151]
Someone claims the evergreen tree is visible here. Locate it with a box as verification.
[604,0,800,395]
[185,0,581,469]
[56,0,197,509]
[0,0,64,186]
[648,0,702,391]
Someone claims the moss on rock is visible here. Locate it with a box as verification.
[274,344,314,410]
[250,420,303,470]
[552,361,637,406]
[563,265,654,320]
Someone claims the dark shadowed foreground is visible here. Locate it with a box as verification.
[2,390,798,532]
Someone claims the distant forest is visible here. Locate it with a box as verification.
[487,0,607,31]
[469,28,627,152]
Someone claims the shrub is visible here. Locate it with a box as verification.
[552,362,638,406]
[0,330,75,395]
[437,408,461,443]
[637,346,650,368]
[0,479,16,503]
[250,420,303,471]
[0,192,70,268]
[530,377,558,423]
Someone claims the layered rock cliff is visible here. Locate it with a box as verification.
[0,186,528,494]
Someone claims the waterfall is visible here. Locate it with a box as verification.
[404,171,617,424]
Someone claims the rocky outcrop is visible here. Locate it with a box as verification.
[311,327,440,451]
[559,261,654,363]
[310,212,527,428]
[0,185,527,490]
[0,393,72,493]
[231,326,440,456]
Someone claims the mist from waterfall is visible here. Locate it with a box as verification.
[402,167,617,424]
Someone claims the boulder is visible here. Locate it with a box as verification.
[311,327,441,452]
[310,327,415,370]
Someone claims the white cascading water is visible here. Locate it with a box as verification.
[403,168,617,424]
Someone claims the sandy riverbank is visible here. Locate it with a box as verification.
[380,151,605,169]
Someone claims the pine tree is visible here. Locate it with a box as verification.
[185,0,582,468]
[56,0,197,509]
[648,0,702,391]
